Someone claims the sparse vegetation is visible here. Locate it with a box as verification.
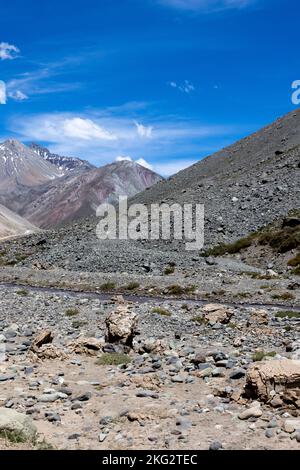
[35,439,56,450]
[275,310,300,319]
[16,289,29,296]
[125,281,140,290]
[167,285,184,295]
[235,292,251,299]
[185,285,196,293]
[65,307,80,317]
[72,320,88,328]
[251,273,274,280]
[292,265,300,275]
[288,253,300,267]
[166,284,196,296]
[202,234,255,257]
[152,307,172,317]
[96,353,131,366]
[164,265,175,275]
[181,303,190,311]
[0,429,29,444]
[252,350,276,362]
[191,315,207,325]
[258,225,300,254]
[100,281,116,291]
[272,292,295,301]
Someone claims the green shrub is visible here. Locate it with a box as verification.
[125,282,140,290]
[272,292,295,301]
[203,235,255,257]
[275,310,300,319]
[292,265,300,275]
[152,307,171,317]
[65,308,80,317]
[288,252,300,267]
[252,350,276,362]
[0,429,29,443]
[167,285,184,295]
[100,281,116,291]
[164,266,175,275]
[72,320,88,328]
[191,316,207,325]
[258,226,300,253]
[16,289,29,296]
[96,353,131,366]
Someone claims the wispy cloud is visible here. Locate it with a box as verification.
[135,121,153,138]
[169,80,195,93]
[157,0,255,13]
[0,42,20,60]
[6,56,83,101]
[0,81,6,104]
[8,90,28,102]
[62,117,117,141]
[7,109,247,175]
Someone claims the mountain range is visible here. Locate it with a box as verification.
[30,143,95,174]
[0,140,162,232]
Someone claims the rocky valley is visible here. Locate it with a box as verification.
[0,110,299,451]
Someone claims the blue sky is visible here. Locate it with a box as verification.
[0,0,299,175]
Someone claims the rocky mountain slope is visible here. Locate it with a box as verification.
[0,204,37,240]
[30,143,95,174]
[19,160,162,228]
[0,139,63,191]
[131,108,300,248]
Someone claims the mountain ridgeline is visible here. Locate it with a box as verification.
[0,140,163,231]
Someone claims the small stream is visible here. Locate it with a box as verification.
[0,281,300,312]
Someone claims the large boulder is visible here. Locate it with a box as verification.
[0,408,37,441]
[201,304,234,325]
[247,309,269,327]
[69,337,104,355]
[245,360,300,408]
[30,330,53,351]
[105,305,138,347]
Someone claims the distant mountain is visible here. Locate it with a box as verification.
[0,138,162,228]
[0,139,63,191]
[21,159,163,228]
[30,143,95,174]
[0,204,38,240]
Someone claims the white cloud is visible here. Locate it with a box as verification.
[63,118,117,141]
[158,0,254,12]
[116,156,132,162]
[136,158,153,170]
[135,121,153,138]
[153,159,197,176]
[9,110,246,176]
[115,156,154,171]
[8,90,28,102]
[0,42,19,60]
[0,81,6,104]
[168,80,195,94]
